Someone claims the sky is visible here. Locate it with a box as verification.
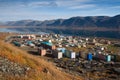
[0,0,120,21]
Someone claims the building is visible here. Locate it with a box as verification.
[96,53,106,61]
[57,48,66,53]
[95,53,111,62]
[52,50,63,59]
[106,55,111,62]
[14,34,36,40]
[87,53,93,61]
[64,50,76,58]
[41,42,56,50]
[38,48,46,56]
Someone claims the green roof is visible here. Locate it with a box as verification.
[41,42,53,46]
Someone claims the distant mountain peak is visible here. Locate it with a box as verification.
[2,14,119,28]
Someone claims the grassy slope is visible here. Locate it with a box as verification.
[0,33,83,80]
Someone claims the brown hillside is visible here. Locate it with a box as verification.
[0,32,83,80]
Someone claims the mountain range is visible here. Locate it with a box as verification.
[0,15,120,39]
[4,14,120,28]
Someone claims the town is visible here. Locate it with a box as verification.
[6,33,120,80]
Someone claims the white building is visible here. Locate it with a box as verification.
[53,50,63,59]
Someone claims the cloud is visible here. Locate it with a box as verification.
[55,0,92,7]
[110,6,120,9]
[54,0,95,10]
[69,4,95,9]
[0,0,119,21]
[27,1,57,7]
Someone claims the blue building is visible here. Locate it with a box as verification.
[87,53,93,61]
[106,55,111,62]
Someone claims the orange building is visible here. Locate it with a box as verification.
[38,48,46,56]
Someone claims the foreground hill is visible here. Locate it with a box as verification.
[0,33,83,80]
[5,14,120,28]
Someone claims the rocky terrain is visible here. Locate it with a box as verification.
[0,33,83,80]
[52,58,120,80]
[0,57,30,77]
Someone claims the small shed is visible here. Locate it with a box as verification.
[87,53,93,61]
[106,55,111,62]
[38,48,46,56]
[52,50,63,59]
[65,50,76,58]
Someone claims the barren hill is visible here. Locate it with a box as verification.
[0,33,83,80]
